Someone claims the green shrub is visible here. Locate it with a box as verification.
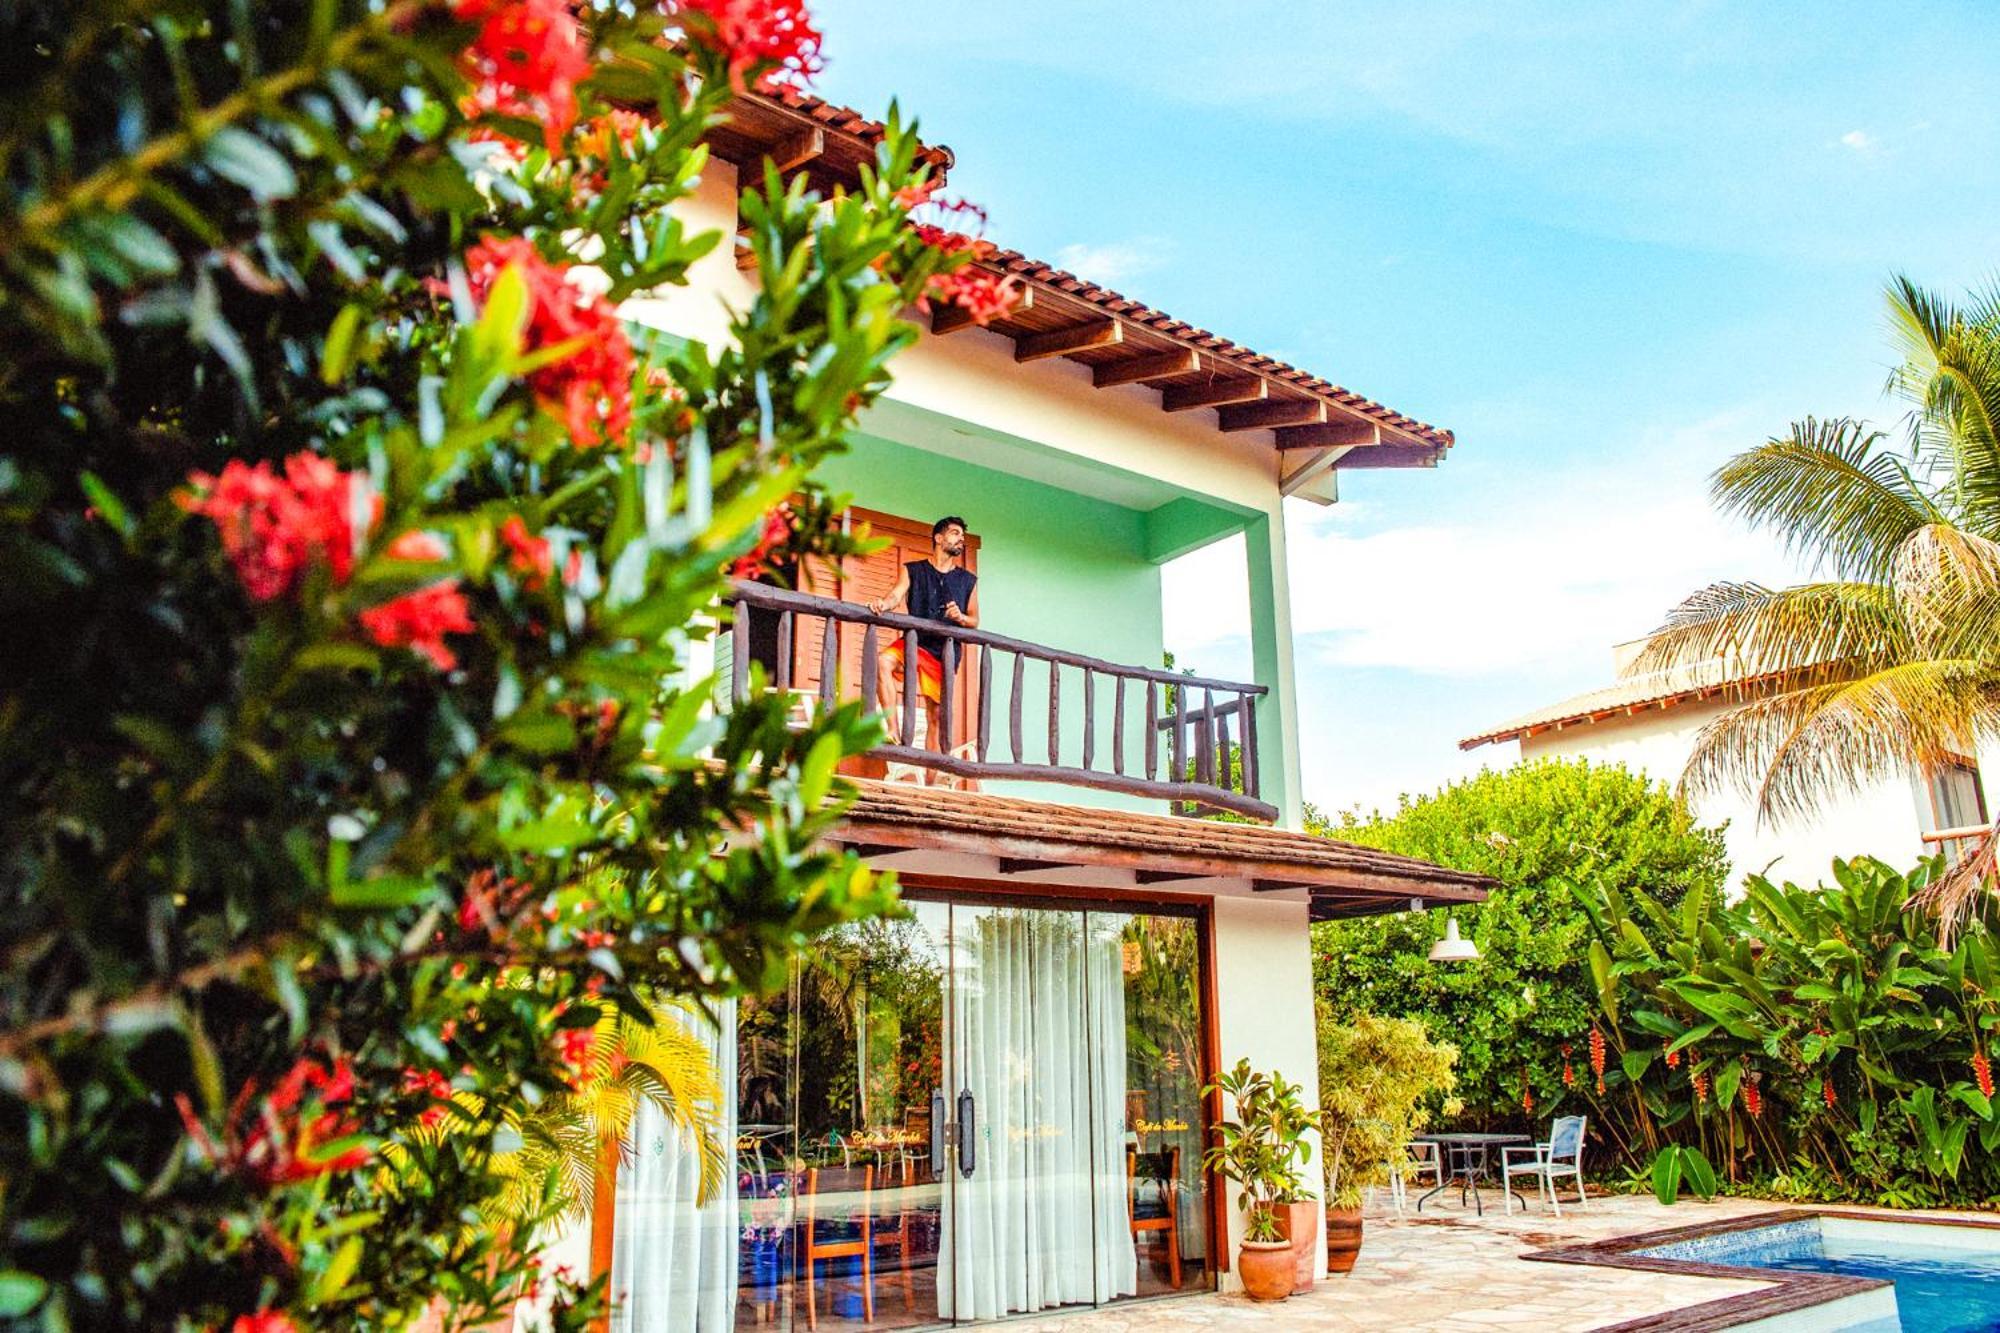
[1317,1014,1458,1208]
[1311,758,1728,1122]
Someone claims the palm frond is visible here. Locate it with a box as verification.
[1890,522,2000,661]
[1911,823,2000,943]
[1633,580,1910,678]
[1682,659,2000,823]
[1710,417,1943,583]
[1883,274,2000,535]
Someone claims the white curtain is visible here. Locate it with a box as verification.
[940,910,1136,1320]
[609,999,739,1333]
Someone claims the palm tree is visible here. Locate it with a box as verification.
[1636,276,2000,927]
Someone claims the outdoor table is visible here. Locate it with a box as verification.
[1412,1132,1531,1216]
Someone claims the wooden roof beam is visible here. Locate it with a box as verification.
[768,125,826,173]
[1275,421,1381,450]
[1013,317,1122,362]
[1335,444,1445,470]
[1218,397,1328,432]
[1162,377,1267,413]
[1092,349,1200,388]
[932,284,1033,334]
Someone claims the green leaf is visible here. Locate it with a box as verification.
[1680,1147,1718,1200]
[321,303,364,385]
[330,875,434,909]
[1651,1148,1683,1205]
[0,1272,47,1317]
[311,1235,365,1302]
[79,471,133,538]
[203,126,298,201]
[798,732,842,810]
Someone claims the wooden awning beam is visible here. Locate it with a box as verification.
[1014,317,1123,362]
[1275,421,1381,450]
[1092,349,1200,388]
[768,125,826,173]
[932,284,1034,335]
[1162,378,1268,412]
[1219,398,1328,432]
[1336,443,1444,470]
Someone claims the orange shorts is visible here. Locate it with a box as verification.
[881,642,945,703]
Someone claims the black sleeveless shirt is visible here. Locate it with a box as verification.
[905,559,976,657]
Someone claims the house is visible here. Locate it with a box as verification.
[566,89,1489,1330]
[1461,636,1999,887]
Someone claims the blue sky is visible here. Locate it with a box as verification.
[810,0,2000,814]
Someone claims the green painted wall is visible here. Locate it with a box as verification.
[818,434,1168,811]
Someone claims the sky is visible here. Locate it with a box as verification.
[808,0,2000,816]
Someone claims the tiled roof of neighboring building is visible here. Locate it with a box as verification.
[1459,659,1789,751]
[834,780,1492,919]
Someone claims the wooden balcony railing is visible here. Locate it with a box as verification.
[725,580,1277,822]
[1922,824,1993,866]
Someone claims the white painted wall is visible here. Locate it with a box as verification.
[1517,702,2000,890]
[1210,893,1324,1288]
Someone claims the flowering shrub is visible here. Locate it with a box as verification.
[0,0,989,1325]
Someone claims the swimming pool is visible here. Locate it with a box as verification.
[1632,1214,2000,1331]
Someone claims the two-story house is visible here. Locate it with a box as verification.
[569,90,1490,1331]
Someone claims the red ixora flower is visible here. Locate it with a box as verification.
[672,0,824,92]
[462,235,636,448]
[402,1067,456,1130]
[729,502,794,579]
[359,581,476,671]
[181,453,375,602]
[454,0,590,152]
[500,515,555,590]
[231,1311,297,1333]
[176,1056,369,1189]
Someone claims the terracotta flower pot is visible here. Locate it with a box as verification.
[1273,1200,1321,1293]
[1324,1205,1364,1275]
[1238,1239,1294,1302]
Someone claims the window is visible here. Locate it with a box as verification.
[1923,757,1988,865]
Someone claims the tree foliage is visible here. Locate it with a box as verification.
[0,0,985,1326]
[1311,758,1729,1124]
[1315,1014,1457,1209]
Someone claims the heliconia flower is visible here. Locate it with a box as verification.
[671,0,825,92]
[1589,1027,1607,1090]
[1822,1076,1838,1110]
[1743,1076,1763,1118]
[1976,1049,1995,1099]
[1691,1070,1710,1104]
[461,235,635,448]
[454,0,590,152]
[359,581,475,671]
[1664,1040,1680,1070]
[499,515,554,590]
[181,453,375,602]
[1562,1062,1575,1089]
[231,1312,297,1333]
[1521,1073,1534,1115]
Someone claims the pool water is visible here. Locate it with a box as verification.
[1638,1217,2000,1333]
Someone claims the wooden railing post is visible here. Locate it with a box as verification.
[977,647,993,762]
[1112,676,1126,777]
[938,639,957,754]
[901,627,918,749]
[1081,668,1095,771]
[1143,680,1158,781]
[731,602,751,701]
[859,624,878,718]
[1047,659,1061,767]
[1009,653,1025,763]
[819,615,838,709]
[775,610,794,693]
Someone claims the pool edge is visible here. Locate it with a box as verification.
[1521,1207,2000,1331]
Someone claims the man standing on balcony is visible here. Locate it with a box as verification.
[870,515,979,750]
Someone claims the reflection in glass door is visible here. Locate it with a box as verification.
[607,897,1211,1330]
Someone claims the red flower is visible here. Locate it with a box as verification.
[1743,1076,1763,1118]
[1822,1076,1838,1110]
[1691,1069,1710,1105]
[672,0,824,92]
[1588,1027,1607,1075]
[1976,1050,1995,1099]
[1562,1061,1575,1089]
[729,502,794,579]
[182,453,374,602]
[462,236,635,448]
[178,1056,369,1189]
[1664,1040,1680,1070]
[359,582,475,671]
[500,515,554,590]
[455,0,589,152]
[402,1066,456,1130]
[231,1311,297,1333]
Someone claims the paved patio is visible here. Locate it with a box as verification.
[1004,1194,1794,1332]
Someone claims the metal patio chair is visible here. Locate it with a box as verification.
[1501,1114,1588,1216]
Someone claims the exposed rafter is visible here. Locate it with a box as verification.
[1275,421,1381,450]
[1218,398,1328,432]
[1336,444,1445,470]
[1092,350,1199,388]
[932,285,1034,335]
[1014,318,1123,363]
[768,125,826,173]
[1162,378,1267,413]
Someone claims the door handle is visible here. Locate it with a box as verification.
[957,1088,976,1178]
[931,1088,947,1168]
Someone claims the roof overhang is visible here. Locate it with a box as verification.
[698,91,1456,471]
[828,781,1490,922]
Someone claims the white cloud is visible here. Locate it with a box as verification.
[1050,237,1172,287]
[1839,129,1875,152]
[1163,408,1797,681]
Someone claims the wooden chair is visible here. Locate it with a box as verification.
[1126,1145,1182,1289]
[870,1157,918,1312]
[800,1164,874,1328]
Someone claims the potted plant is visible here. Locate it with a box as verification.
[1316,1013,1459,1274]
[1201,1059,1321,1301]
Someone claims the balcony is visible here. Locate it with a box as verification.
[725,580,1276,822]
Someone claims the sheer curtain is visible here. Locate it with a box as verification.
[941,910,1136,1320]
[609,999,739,1333]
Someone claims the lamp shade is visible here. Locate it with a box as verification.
[1427,915,1479,963]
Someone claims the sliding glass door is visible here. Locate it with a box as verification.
[607,895,1210,1330]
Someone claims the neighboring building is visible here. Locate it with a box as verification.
[571,90,1489,1330]
[1461,636,1999,888]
